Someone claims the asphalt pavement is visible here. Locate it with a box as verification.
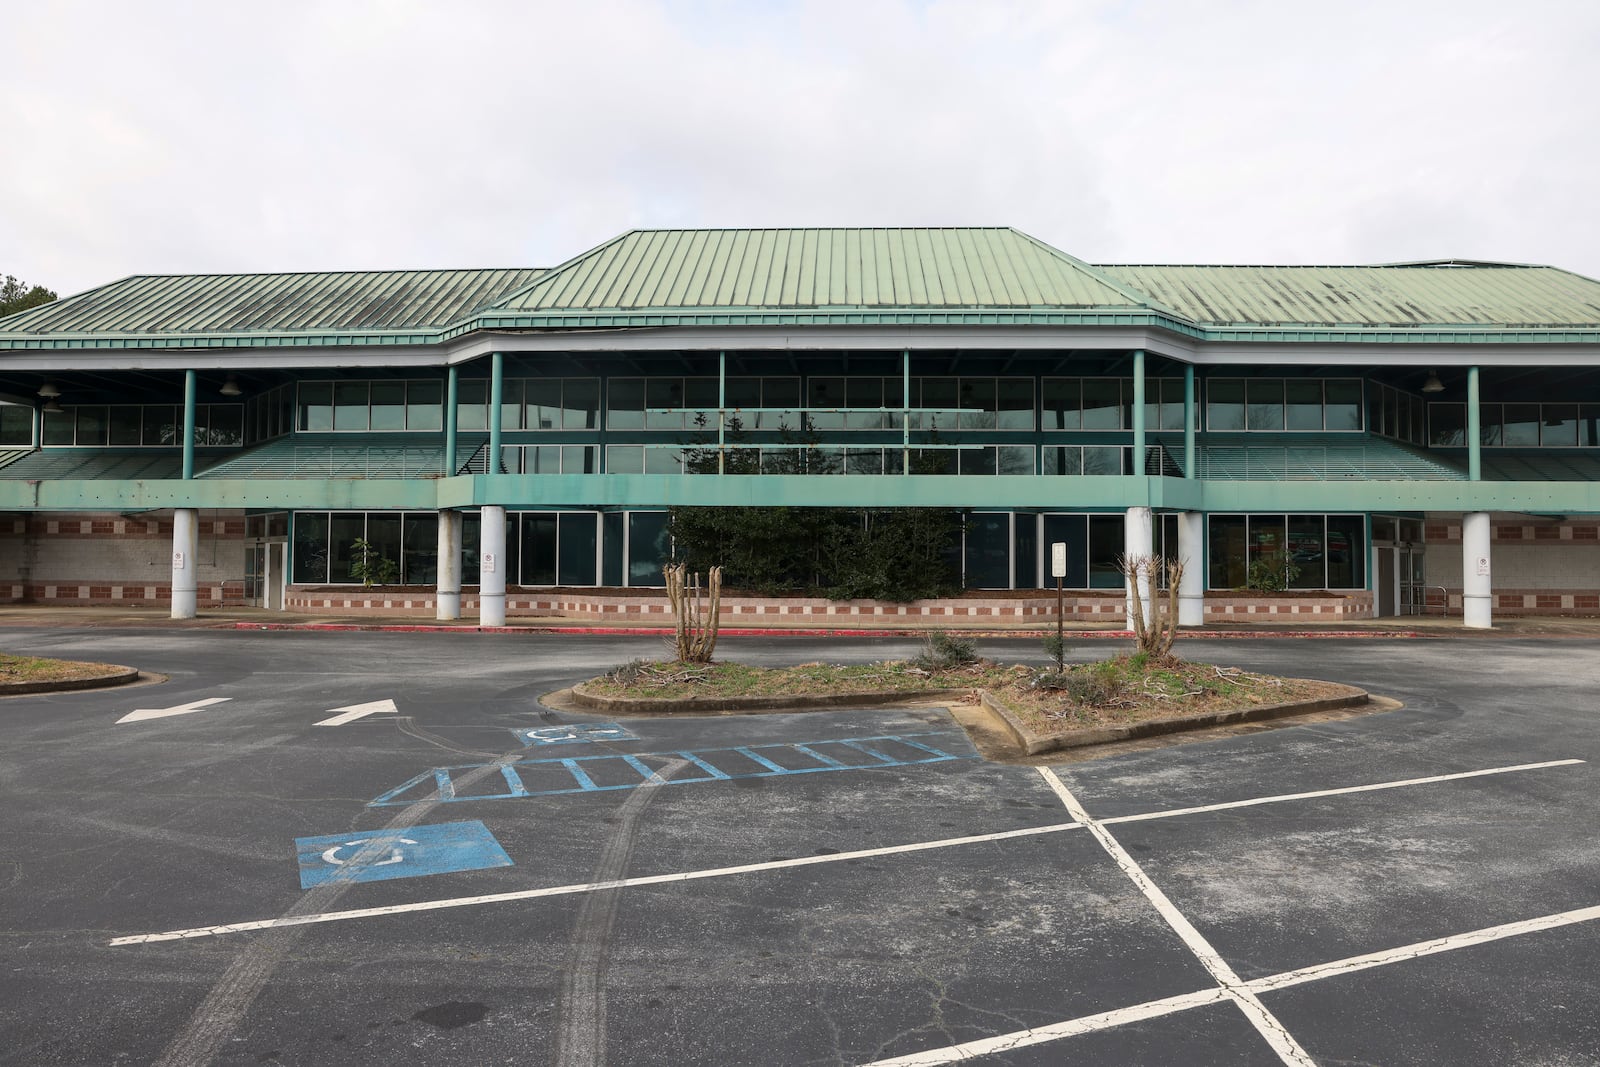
[0,627,1596,1065]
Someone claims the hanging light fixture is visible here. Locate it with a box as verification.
[1421,371,1444,394]
[37,381,60,398]
[219,374,242,397]
[41,398,63,414]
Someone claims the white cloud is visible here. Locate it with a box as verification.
[3,0,1598,296]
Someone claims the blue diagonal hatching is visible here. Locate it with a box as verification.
[370,732,972,807]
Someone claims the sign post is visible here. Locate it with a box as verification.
[1051,542,1067,669]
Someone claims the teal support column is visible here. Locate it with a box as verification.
[489,352,504,474]
[717,350,727,474]
[1183,365,1196,478]
[1131,350,1146,474]
[901,349,911,474]
[1466,366,1481,482]
[181,369,197,480]
[444,366,459,475]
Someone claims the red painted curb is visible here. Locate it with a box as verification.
[230,622,1424,639]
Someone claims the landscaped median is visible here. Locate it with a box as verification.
[0,653,140,695]
[565,644,1373,757]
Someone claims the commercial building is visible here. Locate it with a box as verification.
[3,227,1598,626]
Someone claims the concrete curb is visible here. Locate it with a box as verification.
[982,683,1373,756]
[0,665,141,697]
[566,683,969,715]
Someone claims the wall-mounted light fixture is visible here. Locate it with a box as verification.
[41,398,63,414]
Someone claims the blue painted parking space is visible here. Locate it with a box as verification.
[513,722,639,746]
[370,731,973,807]
[294,820,513,889]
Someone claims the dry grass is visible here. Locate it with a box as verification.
[0,653,125,685]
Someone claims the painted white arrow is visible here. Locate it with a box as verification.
[117,697,232,724]
[314,698,399,727]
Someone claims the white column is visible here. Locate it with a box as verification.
[1124,506,1154,630]
[436,510,462,620]
[1462,511,1492,629]
[171,508,198,619]
[479,505,506,627]
[1178,511,1205,627]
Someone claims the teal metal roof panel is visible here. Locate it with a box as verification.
[0,269,543,335]
[196,434,489,479]
[1097,264,1600,328]
[488,229,1157,313]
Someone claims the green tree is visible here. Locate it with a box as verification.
[0,276,57,318]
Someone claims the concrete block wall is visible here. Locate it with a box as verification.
[0,510,248,606]
[1424,513,1600,615]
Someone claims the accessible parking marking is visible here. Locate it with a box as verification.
[369,731,971,806]
[110,755,1585,949]
[513,722,639,746]
[293,820,512,889]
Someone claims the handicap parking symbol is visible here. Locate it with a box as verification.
[514,722,638,747]
[294,820,512,889]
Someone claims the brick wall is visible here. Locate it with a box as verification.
[1422,512,1600,613]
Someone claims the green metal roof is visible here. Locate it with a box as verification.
[1097,263,1600,328]
[0,268,542,335]
[196,434,489,479]
[1164,434,1467,481]
[488,228,1158,313]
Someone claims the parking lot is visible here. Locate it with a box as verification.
[1,628,1597,1065]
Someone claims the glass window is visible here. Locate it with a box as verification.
[327,514,366,583]
[402,513,437,585]
[1014,513,1037,589]
[1159,379,1188,431]
[499,378,524,431]
[369,383,405,430]
[1208,515,1248,589]
[606,445,643,473]
[558,513,598,586]
[1285,381,1323,430]
[75,406,108,446]
[298,383,333,432]
[958,446,997,475]
[996,378,1034,430]
[1478,404,1502,446]
[0,403,31,446]
[1582,405,1600,447]
[628,512,670,587]
[109,407,142,445]
[1430,403,1466,446]
[917,377,958,430]
[846,377,885,429]
[646,379,685,430]
[958,378,997,430]
[562,445,597,473]
[1502,404,1540,446]
[607,378,645,430]
[333,382,369,431]
[965,513,1011,589]
[997,445,1035,475]
[845,448,885,475]
[1288,515,1325,588]
[520,514,557,585]
[683,378,718,430]
[42,411,73,445]
[293,512,330,584]
[1042,446,1081,475]
[207,405,243,445]
[1081,379,1122,430]
[406,381,442,431]
[643,446,681,474]
[1207,379,1245,431]
[457,379,489,431]
[1041,514,1088,588]
[1326,515,1365,588]
[602,512,625,587]
[365,514,403,582]
[1082,446,1124,475]
[143,406,179,445]
[1324,380,1362,431]
[563,378,600,429]
[1042,378,1080,430]
[526,379,561,430]
[908,447,956,475]
[1088,515,1124,589]
[1246,380,1284,431]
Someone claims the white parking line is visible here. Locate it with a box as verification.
[863,901,1600,1065]
[108,756,1586,946]
[1040,768,1316,1066]
[1102,759,1585,826]
[107,821,1085,945]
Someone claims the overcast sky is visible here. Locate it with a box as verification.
[4,0,1598,298]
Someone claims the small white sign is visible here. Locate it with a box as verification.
[482,553,496,574]
[1476,556,1490,577]
[1051,542,1067,579]
[172,551,186,569]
